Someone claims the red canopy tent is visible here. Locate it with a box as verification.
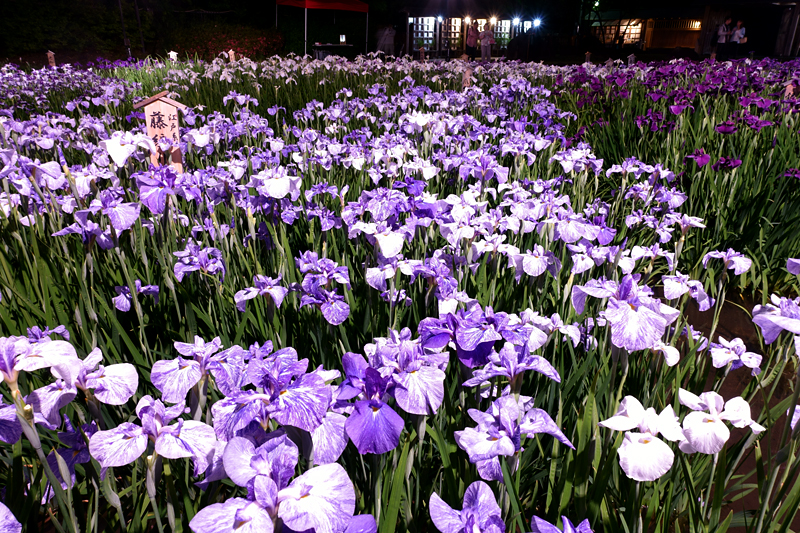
[276,0,370,56]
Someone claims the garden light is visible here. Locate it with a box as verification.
[534,18,541,27]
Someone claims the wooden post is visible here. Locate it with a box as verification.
[627,53,636,66]
[47,51,56,67]
[168,51,178,62]
[419,47,426,61]
[133,91,188,172]
[585,51,591,63]
[604,58,614,69]
[462,67,473,90]
[228,49,236,62]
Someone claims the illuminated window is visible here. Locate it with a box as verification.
[410,17,436,48]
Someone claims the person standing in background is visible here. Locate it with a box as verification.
[479,23,495,61]
[716,17,732,60]
[465,20,479,61]
[731,20,746,58]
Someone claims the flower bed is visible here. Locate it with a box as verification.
[0,55,799,533]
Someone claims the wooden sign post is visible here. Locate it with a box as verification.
[462,67,473,90]
[228,49,236,62]
[784,80,795,98]
[585,51,591,63]
[168,51,178,62]
[604,58,614,69]
[133,91,187,172]
[419,47,426,61]
[47,51,55,67]
[627,53,636,66]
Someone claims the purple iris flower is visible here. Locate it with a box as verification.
[788,258,800,275]
[0,503,21,533]
[604,275,680,352]
[709,337,762,375]
[304,182,339,202]
[573,275,679,351]
[702,248,752,275]
[711,157,742,171]
[752,295,800,345]
[89,395,215,475]
[366,327,448,416]
[136,165,180,215]
[511,245,562,279]
[453,305,508,368]
[344,366,405,455]
[88,189,141,231]
[112,280,160,312]
[151,336,242,404]
[189,431,355,533]
[0,401,22,444]
[44,417,98,500]
[211,348,331,440]
[27,325,70,343]
[299,279,351,325]
[429,481,504,533]
[684,149,711,167]
[296,252,351,325]
[455,395,573,482]
[463,342,560,390]
[52,210,114,250]
[1,337,84,399]
[223,90,258,107]
[715,121,738,134]
[530,516,593,533]
[662,272,714,311]
[173,240,226,282]
[234,275,289,312]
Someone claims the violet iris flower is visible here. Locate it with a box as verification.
[463,342,560,390]
[52,211,114,250]
[703,248,752,275]
[661,271,714,311]
[89,395,215,475]
[88,189,141,231]
[573,275,679,352]
[455,395,573,482]
[27,325,70,343]
[151,336,240,404]
[715,121,738,134]
[344,366,405,454]
[112,280,160,312]
[189,431,355,533]
[234,275,288,312]
[709,337,762,375]
[211,348,331,440]
[711,157,742,171]
[136,165,180,215]
[44,417,98,499]
[752,295,800,348]
[0,400,22,444]
[530,516,593,533]
[173,240,226,282]
[429,481,504,533]
[365,327,447,416]
[0,337,82,394]
[0,503,21,533]
[684,149,711,167]
[788,258,800,275]
[296,252,351,325]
